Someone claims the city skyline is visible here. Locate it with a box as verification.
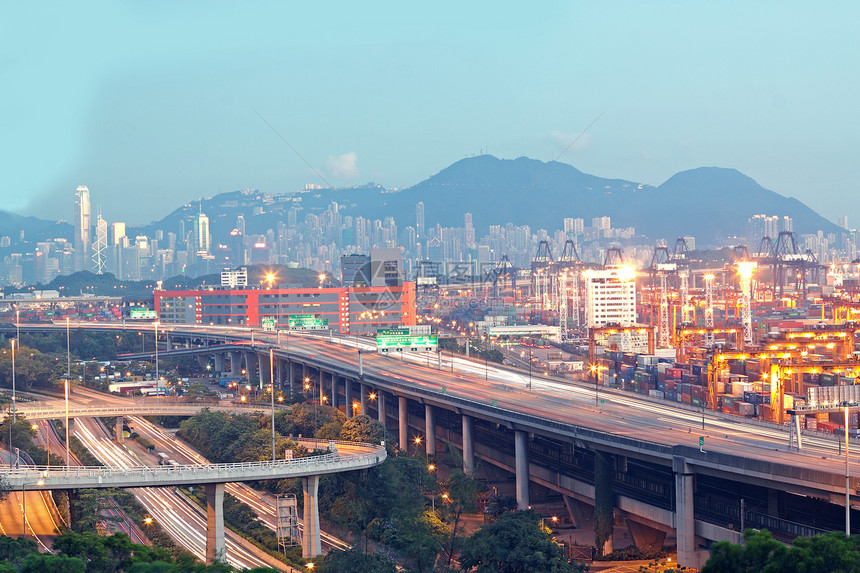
[3,2,859,225]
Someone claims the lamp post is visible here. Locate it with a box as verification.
[21,479,45,539]
[65,316,70,466]
[270,348,276,462]
[846,405,851,536]
[154,321,160,396]
[11,339,16,423]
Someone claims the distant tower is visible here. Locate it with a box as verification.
[416,202,425,239]
[464,213,475,249]
[92,211,108,274]
[236,214,246,236]
[196,212,210,255]
[74,185,91,272]
[838,215,849,230]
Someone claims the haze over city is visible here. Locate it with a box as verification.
[3,2,859,225]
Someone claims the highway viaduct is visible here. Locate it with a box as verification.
[7,322,860,569]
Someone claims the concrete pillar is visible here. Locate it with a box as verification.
[115,417,124,443]
[301,475,322,558]
[462,414,475,475]
[360,383,368,416]
[330,374,338,410]
[673,456,704,569]
[245,352,257,381]
[378,392,387,427]
[196,355,207,368]
[345,379,354,416]
[166,335,172,351]
[424,404,435,457]
[594,450,614,556]
[205,483,226,564]
[214,353,225,373]
[276,358,283,389]
[289,361,295,398]
[258,353,271,388]
[399,396,408,450]
[319,371,326,405]
[229,351,241,377]
[563,495,594,529]
[302,363,308,384]
[514,430,529,510]
[626,518,667,553]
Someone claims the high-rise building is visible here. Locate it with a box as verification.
[111,222,126,246]
[838,216,849,230]
[464,213,475,248]
[416,202,425,238]
[92,214,108,274]
[74,185,91,272]
[584,267,636,327]
[195,213,210,255]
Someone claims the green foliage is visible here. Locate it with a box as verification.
[340,415,390,445]
[20,553,86,573]
[318,547,398,573]
[459,510,588,573]
[273,403,345,437]
[0,346,66,391]
[702,529,860,573]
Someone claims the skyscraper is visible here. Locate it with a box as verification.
[92,214,108,274]
[416,202,425,238]
[465,213,475,248]
[195,213,210,255]
[74,185,91,272]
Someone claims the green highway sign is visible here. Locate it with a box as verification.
[376,333,438,350]
[261,316,277,330]
[442,386,447,394]
[377,328,409,336]
[129,308,157,320]
[288,314,328,329]
[699,436,705,447]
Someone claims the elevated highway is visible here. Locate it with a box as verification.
[5,322,860,567]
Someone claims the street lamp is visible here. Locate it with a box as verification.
[21,479,45,539]
[65,316,70,466]
[10,339,16,423]
[846,405,851,536]
[270,348,276,462]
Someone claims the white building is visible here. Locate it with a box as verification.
[74,185,91,272]
[585,267,636,327]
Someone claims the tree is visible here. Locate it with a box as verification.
[701,529,860,573]
[459,510,588,573]
[439,469,485,572]
[20,553,86,573]
[340,415,390,445]
[318,547,398,573]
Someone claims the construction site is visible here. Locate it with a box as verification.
[416,231,860,434]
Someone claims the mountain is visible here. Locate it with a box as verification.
[128,155,841,247]
[0,211,72,242]
[377,156,841,244]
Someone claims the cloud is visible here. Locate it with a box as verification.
[325,151,359,178]
[548,130,592,153]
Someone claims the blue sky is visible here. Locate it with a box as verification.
[2,2,858,227]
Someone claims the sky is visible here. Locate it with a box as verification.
[2,2,858,227]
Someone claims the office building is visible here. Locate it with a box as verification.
[74,185,91,272]
[585,267,636,327]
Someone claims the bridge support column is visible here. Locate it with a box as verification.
[673,456,705,569]
[197,355,207,369]
[594,450,614,556]
[115,417,124,442]
[205,483,226,564]
[258,353,271,389]
[301,475,322,558]
[345,379,354,416]
[462,414,474,475]
[378,392,386,427]
[399,396,408,451]
[319,371,325,405]
[360,384,368,416]
[287,360,294,390]
[245,352,257,382]
[276,358,283,389]
[625,518,666,553]
[166,335,172,351]
[214,353,225,373]
[424,404,435,457]
[330,374,338,410]
[229,352,241,377]
[563,495,593,529]
[514,430,529,510]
